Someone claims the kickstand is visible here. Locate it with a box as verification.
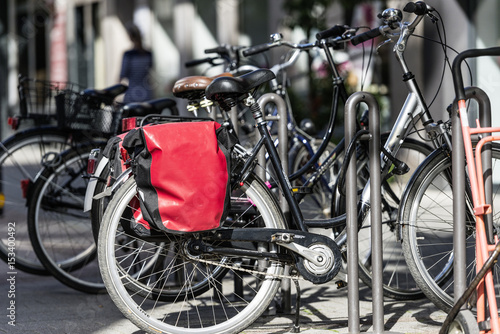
[291,278,301,333]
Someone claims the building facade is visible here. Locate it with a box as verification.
[1,0,499,137]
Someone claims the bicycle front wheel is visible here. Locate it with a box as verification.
[0,127,73,274]
[292,139,338,219]
[98,175,286,334]
[401,144,500,312]
[356,138,432,300]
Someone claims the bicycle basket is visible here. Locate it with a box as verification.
[18,77,81,119]
[56,91,121,135]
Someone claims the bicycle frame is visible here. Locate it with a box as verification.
[290,8,444,235]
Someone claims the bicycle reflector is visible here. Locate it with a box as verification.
[122,117,137,132]
[20,179,31,199]
[87,149,100,175]
[0,192,4,214]
[7,116,19,130]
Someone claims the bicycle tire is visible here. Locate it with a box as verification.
[27,143,107,293]
[446,310,479,334]
[401,144,500,312]
[98,175,286,334]
[0,127,74,274]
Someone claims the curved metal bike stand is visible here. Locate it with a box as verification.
[451,87,492,301]
[256,93,292,313]
[451,87,492,313]
[345,92,402,334]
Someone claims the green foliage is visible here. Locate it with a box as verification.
[282,0,333,38]
[281,0,383,139]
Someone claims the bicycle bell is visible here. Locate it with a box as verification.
[378,8,403,28]
[270,33,283,43]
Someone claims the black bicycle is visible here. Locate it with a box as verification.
[96,3,459,332]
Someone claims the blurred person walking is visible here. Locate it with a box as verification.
[120,23,153,103]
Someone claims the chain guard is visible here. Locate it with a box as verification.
[202,228,342,284]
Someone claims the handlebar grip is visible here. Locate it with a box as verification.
[316,25,347,40]
[185,57,215,68]
[204,46,228,55]
[351,27,382,46]
[403,1,428,15]
[452,47,500,100]
[242,43,271,57]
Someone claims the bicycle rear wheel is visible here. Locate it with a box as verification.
[27,143,107,293]
[401,144,500,312]
[0,127,73,274]
[98,175,286,334]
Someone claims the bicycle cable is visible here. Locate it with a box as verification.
[360,35,375,91]
[404,7,474,144]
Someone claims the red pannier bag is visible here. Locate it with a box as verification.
[122,121,235,234]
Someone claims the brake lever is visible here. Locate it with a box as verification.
[427,11,439,23]
[342,28,358,39]
[376,38,393,53]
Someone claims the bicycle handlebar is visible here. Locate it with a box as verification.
[185,57,219,68]
[351,27,384,46]
[204,46,230,55]
[403,1,432,16]
[351,1,434,46]
[451,47,500,100]
[185,44,245,70]
[315,25,348,41]
[242,43,272,57]
[242,26,352,58]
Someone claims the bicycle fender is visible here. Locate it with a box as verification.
[83,156,109,212]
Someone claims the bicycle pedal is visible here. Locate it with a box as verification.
[335,280,347,289]
[292,187,312,194]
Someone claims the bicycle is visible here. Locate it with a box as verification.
[402,46,500,331]
[95,3,460,332]
[443,46,500,334]
[24,97,178,294]
[0,77,127,275]
[93,21,430,302]
[87,41,338,239]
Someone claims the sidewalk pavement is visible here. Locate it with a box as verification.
[0,260,447,334]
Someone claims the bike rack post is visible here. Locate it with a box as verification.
[255,93,292,312]
[345,92,402,334]
[453,87,492,301]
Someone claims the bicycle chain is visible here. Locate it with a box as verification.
[189,255,305,281]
